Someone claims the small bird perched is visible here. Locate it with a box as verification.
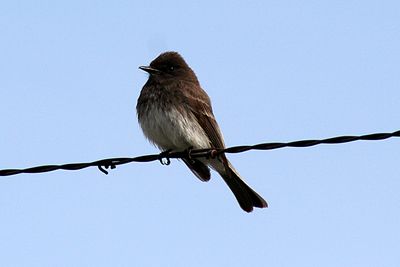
[136,51,267,212]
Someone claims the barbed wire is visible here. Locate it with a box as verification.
[0,129,399,177]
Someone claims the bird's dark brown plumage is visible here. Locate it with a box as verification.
[137,51,267,212]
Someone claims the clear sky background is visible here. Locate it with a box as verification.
[1,1,399,266]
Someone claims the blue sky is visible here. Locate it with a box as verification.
[1,1,399,266]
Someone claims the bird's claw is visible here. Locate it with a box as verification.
[184,146,194,160]
[208,149,218,159]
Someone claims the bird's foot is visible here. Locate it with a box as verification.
[184,146,195,163]
[207,148,219,159]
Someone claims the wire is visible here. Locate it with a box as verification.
[0,129,399,177]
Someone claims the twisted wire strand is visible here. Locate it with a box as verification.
[1,130,399,177]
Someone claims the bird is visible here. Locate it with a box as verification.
[136,51,267,212]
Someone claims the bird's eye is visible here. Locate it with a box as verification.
[169,66,175,71]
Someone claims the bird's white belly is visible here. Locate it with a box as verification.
[139,106,210,151]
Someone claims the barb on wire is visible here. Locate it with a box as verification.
[0,129,399,177]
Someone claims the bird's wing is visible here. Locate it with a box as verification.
[182,158,211,182]
[183,84,225,150]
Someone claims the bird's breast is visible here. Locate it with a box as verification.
[137,84,210,151]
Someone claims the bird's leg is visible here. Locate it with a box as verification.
[184,146,195,163]
[208,148,219,159]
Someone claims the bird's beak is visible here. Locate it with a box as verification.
[139,66,160,74]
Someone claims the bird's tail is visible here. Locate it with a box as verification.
[217,158,268,212]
